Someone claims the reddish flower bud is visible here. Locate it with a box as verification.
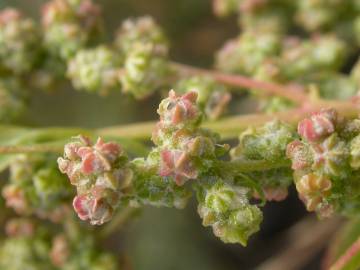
[298,109,337,142]
[286,140,311,170]
[159,149,198,185]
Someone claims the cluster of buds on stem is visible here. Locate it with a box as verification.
[197,179,262,246]
[287,109,353,217]
[2,154,72,222]
[58,136,133,225]
[67,46,122,94]
[41,0,102,60]
[231,120,296,201]
[0,8,41,74]
[152,90,224,185]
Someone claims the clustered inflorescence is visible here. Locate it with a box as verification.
[214,0,360,112]
[2,0,360,268]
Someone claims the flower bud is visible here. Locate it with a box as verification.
[175,76,231,120]
[156,90,200,130]
[115,16,168,56]
[121,42,169,99]
[131,158,191,208]
[42,0,102,60]
[58,136,133,225]
[232,120,296,162]
[286,140,312,170]
[197,180,262,246]
[0,9,41,74]
[311,134,349,178]
[295,173,333,217]
[67,46,122,94]
[298,109,337,142]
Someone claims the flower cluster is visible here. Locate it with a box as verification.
[0,220,53,270]
[67,46,122,94]
[41,0,102,60]
[286,109,353,217]
[50,232,119,270]
[175,75,231,120]
[0,8,41,74]
[152,90,223,185]
[231,120,297,201]
[0,218,120,270]
[114,16,168,56]
[2,154,72,222]
[58,135,133,225]
[197,179,262,245]
[213,0,358,113]
[57,90,264,245]
[120,42,169,99]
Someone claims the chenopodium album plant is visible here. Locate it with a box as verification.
[3,0,360,269]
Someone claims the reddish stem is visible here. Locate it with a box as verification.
[172,62,309,105]
[330,237,360,270]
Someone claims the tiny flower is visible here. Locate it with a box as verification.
[298,109,337,142]
[159,149,197,186]
[311,134,349,177]
[295,173,332,213]
[115,16,168,56]
[286,140,312,170]
[67,46,122,94]
[157,90,200,130]
[73,193,114,225]
[58,136,133,225]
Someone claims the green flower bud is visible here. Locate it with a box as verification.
[197,180,262,246]
[2,154,72,221]
[311,134,350,178]
[231,120,296,162]
[67,46,122,94]
[121,42,169,99]
[175,76,231,120]
[281,35,347,80]
[215,31,281,75]
[42,0,103,60]
[295,0,345,32]
[0,9,41,74]
[130,158,191,208]
[115,16,168,56]
[249,167,293,201]
[44,23,88,60]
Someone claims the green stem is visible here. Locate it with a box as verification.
[0,144,63,154]
[219,159,290,175]
[97,100,359,140]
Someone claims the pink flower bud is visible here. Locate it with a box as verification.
[159,149,198,185]
[73,193,113,225]
[298,109,337,142]
[286,140,311,170]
